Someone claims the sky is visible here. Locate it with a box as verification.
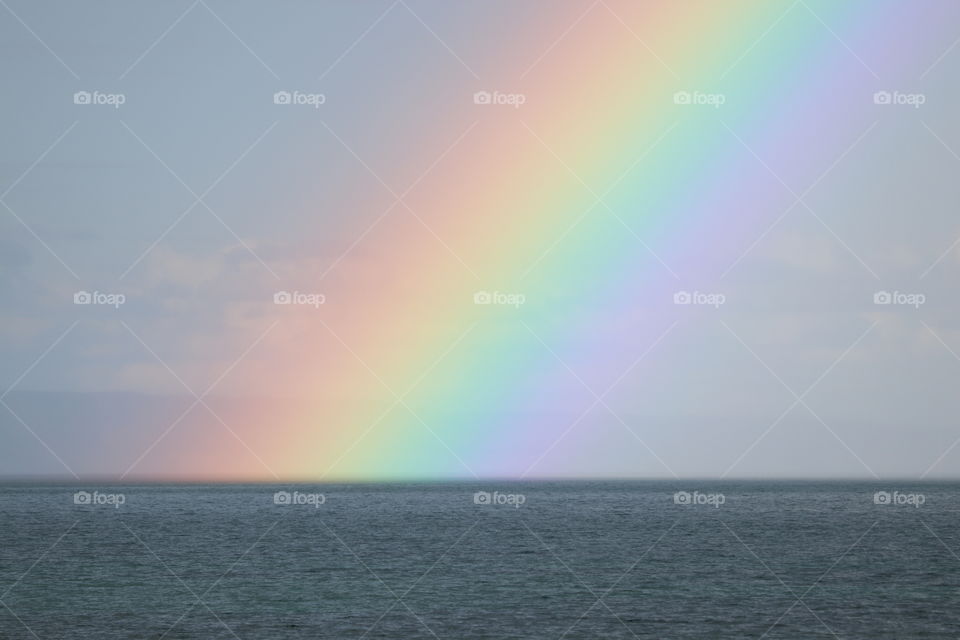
[1,0,960,481]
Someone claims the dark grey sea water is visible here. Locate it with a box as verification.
[1,481,958,639]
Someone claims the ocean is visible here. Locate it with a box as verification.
[0,481,958,638]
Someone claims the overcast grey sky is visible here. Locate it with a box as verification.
[2,1,960,480]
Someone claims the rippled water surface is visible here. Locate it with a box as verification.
[1,482,958,638]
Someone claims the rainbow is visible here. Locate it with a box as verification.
[158,1,945,480]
